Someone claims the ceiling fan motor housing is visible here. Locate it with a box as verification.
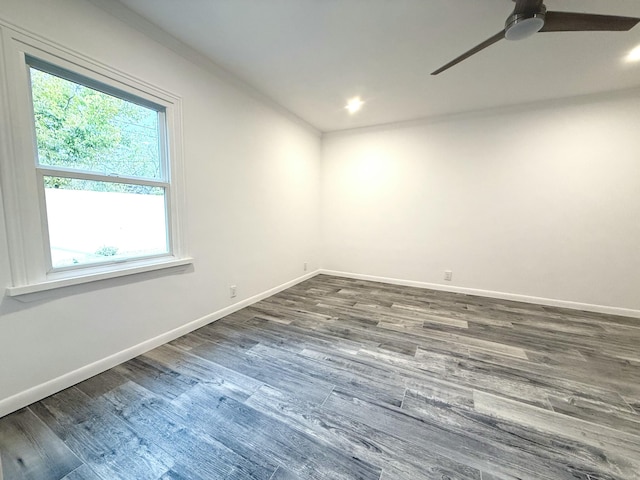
[505,5,547,40]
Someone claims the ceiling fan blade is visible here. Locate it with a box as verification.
[541,11,640,32]
[431,30,505,75]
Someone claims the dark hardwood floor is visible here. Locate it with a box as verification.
[1,274,640,479]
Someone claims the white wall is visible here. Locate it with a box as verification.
[322,95,640,313]
[0,0,321,412]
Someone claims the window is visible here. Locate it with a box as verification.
[0,28,189,296]
[29,59,170,269]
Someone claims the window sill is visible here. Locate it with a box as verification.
[5,257,194,299]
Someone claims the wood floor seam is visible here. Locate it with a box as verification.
[399,388,407,410]
[319,386,336,408]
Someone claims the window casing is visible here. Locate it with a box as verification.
[0,26,190,297]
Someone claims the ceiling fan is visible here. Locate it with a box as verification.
[431,0,640,75]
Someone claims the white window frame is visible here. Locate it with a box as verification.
[0,26,191,298]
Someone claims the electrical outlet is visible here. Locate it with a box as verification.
[303,262,308,272]
[444,270,453,281]
[230,285,237,298]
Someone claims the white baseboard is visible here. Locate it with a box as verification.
[320,269,640,319]
[0,270,319,418]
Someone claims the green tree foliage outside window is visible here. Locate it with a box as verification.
[30,68,163,194]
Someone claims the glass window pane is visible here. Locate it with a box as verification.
[30,68,162,179]
[44,177,168,268]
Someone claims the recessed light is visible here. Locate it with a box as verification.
[345,97,364,114]
[626,45,640,63]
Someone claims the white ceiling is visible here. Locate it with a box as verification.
[117,0,640,132]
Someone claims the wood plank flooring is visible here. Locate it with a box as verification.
[1,274,640,479]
